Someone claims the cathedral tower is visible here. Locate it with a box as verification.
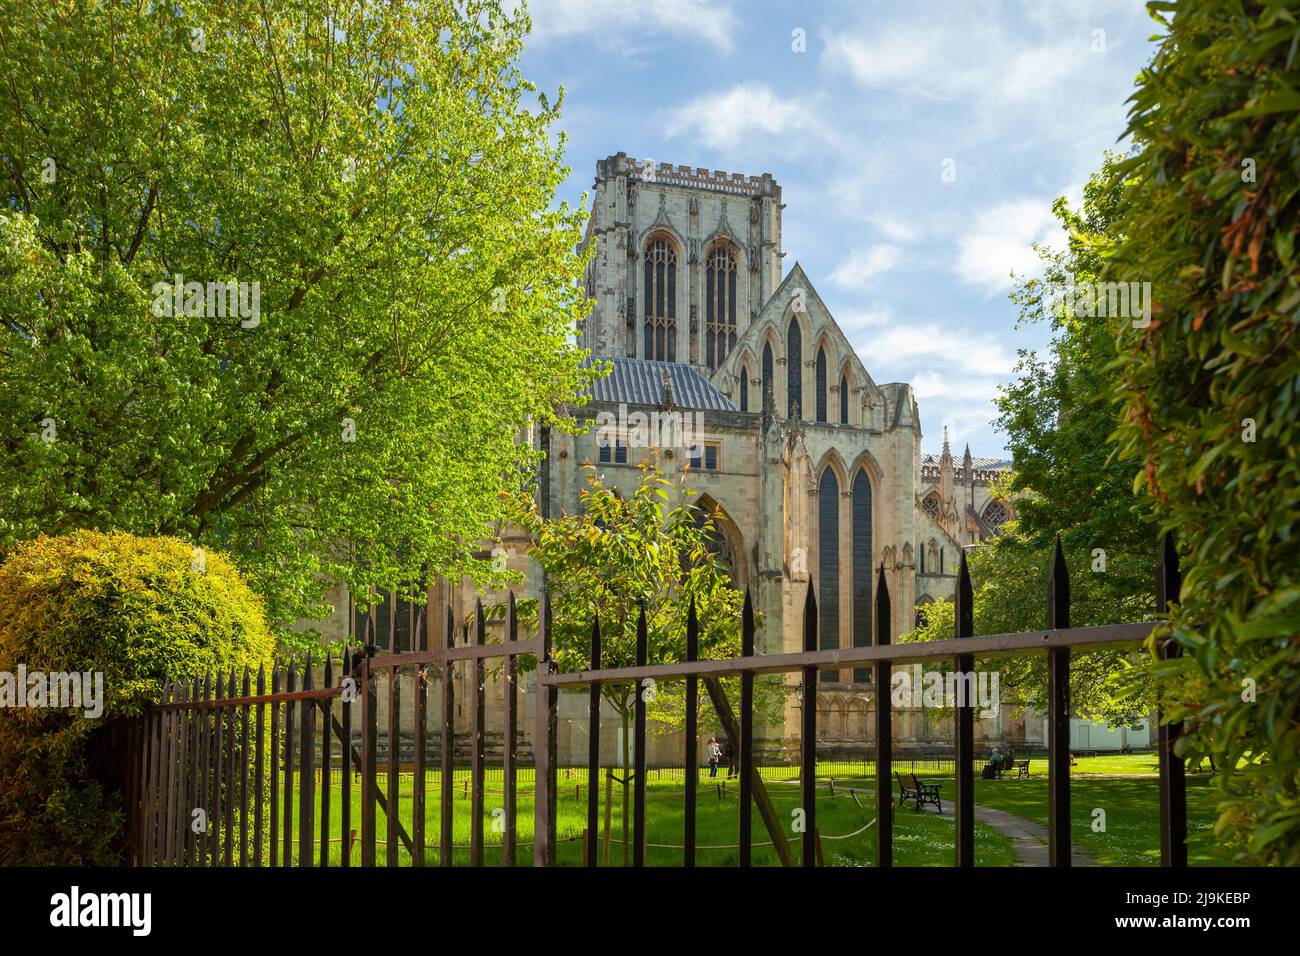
[577,153,783,375]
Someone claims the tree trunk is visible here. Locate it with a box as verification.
[702,676,795,867]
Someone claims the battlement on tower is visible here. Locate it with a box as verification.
[595,152,781,200]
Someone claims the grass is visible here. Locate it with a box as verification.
[268,767,1014,867]
[253,753,1229,867]
[967,775,1229,866]
[1068,753,1163,776]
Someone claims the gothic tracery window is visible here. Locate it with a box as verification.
[643,237,677,361]
[762,342,774,408]
[922,491,940,521]
[983,500,1009,529]
[815,347,828,422]
[787,320,802,418]
[705,244,738,370]
[818,468,839,683]
[851,469,873,682]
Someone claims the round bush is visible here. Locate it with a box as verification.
[0,531,275,864]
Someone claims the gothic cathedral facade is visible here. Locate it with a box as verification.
[331,152,1030,761]
[544,153,1018,756]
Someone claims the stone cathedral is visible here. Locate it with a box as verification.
[331,152,1038,763]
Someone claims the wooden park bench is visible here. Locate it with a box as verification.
[896,772,942,812]
[1012,759,1030,779]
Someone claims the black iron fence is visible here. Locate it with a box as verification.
[126,535,1188,868]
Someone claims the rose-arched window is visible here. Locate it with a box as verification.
[984,500,1009,528]
[643,237,677,361]
[705,244,738,370]
[922,492,940,521]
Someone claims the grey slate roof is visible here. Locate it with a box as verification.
[920,453,1012,470]
[583,356,737,411]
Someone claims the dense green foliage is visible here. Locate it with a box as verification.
[0,530,275,863]
[507,456,775,864]
[906,537,1153,728]
[508,457,756,730]
[998,157,1157,631]
[1107,0,1300,864]
[0,0,594,636]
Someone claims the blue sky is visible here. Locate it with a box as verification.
[515,0,1161,458]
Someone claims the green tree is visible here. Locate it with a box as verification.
[0,530,276,864]
[905,157,1157,726]
[507,456,778,864]
[0,0,594,639]
[905,525,1152,727]
[1107,0,1300,864]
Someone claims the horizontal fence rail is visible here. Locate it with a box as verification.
[536,621,1159,687]
[126,534,1186,869]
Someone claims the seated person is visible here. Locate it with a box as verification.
[989,747,1005,778]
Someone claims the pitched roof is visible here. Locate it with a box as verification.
[921,453,1011,470]
[583,356,737,411]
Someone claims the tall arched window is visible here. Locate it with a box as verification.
[762,342,774,409]
[983,500,1009,529]
[818,468,840,683]
[815,347,828,422]
[851,470,873,682]
[643,237,677,361]
[739,367,749,412]
[787,320,802,418]
[840,373,850,424]
[705,244,738,370]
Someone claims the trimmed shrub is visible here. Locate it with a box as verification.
[1109,2,1300,863]
[0,530,275,864]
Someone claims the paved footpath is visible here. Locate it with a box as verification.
[937,798,1096,866]
[797,781,1097,866]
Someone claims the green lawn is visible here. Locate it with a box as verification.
[268,768,1014,867]
[968,775,1228,866]
[255,753,1228,867]
[1068,753,1163,776]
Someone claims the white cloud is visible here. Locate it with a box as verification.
[955,199,1063,294]
[525,0,737,54]
[868,213,918,243]
[829,244,902,288]
[911,370,1003,405]
[821,14,1089,109]
[663,84,830,153]
[821,26,950,96]
[866,322,1018,380]
[835,305,895,337]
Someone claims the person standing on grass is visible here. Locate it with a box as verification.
[707,737,721,778]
